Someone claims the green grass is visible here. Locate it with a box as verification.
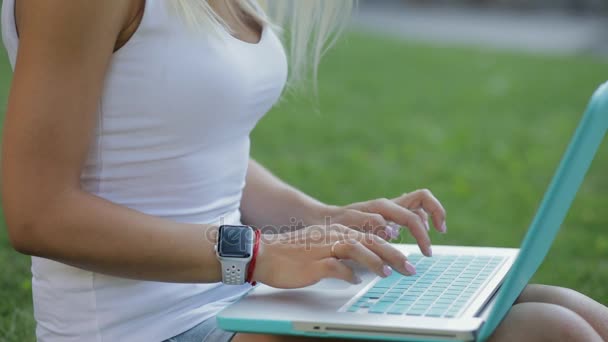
[1,32,607,340]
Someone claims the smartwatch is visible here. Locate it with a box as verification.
[215,225,255,285]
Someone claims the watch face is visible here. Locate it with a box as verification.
[218,225,253,258]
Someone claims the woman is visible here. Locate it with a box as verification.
[1,0,606,341]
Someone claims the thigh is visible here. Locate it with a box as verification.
[234,287,608,342]
[165,318,235,342]
[233,334,350,342]
[517,284,608,339]
[489,302,602,342]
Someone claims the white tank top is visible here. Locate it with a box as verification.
[1,0,287,341]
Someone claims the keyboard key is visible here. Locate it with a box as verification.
[366,290,385,295]
[427,309,445,317]
[411,306,429,313]
[374,275,400,288]
[447,308,460,314]
[407,309,425,316]
[397,301,415,307]
[378,298,396,304]
[369,302,391,314]
[426,289,444,295]
[448,284,465,290]
[388,306,408,315]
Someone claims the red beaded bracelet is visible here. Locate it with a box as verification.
[246,229,261,286]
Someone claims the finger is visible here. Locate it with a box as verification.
[368,199,432,256]
[337,210,389,238]
[333,239,388,278]
[394,189,447,233]
[412,208,430,231]
[301,229,343,259]
[358,232,418,276]
[330,226,417,276]
[314,258,361,284]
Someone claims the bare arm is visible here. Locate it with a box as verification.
[240,160,331,229]
[241,157,446,258]
[2,0,221,283]
[2,0,433,289]
[3,0,412,289]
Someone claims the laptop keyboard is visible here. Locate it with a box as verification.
[345,254,506,318]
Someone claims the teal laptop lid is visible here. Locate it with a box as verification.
[478,82,608,341]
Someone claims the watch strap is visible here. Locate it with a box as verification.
[221,259,248,285]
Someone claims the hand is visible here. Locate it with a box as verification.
[253,224,417,289]
[323,189,447,257]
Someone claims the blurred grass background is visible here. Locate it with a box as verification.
[1,31,607,340]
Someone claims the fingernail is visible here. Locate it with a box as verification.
[382,226,392,240]
[382,265,393,277]
[425,221,430,231]
[427,246,433,257]
[386,226,399,240]
[440,222,447,233]
[390,226,400,239]
[404,261,417,275]
[353,276,363,284]
[388,222,401,230]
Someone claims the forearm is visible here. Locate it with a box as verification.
[9,189,222,283]
[240,159,330,229]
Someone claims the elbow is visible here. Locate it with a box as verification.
[3,200,48,256]
[5,219,39,256]
[2,190,41,255]
[3,186,78,256]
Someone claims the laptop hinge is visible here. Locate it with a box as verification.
[293,322,471,341]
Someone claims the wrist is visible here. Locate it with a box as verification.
[251,234,275,284]
[252,234,286,284]
[245,229,261,285]
[306,203,341,226]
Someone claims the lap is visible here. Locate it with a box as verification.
[488,302,601,342]
[233,333,350,342]
[164,317,235,342]
[517,284,608,339]
[234,284,607,342]
[173,284,606,342]
[234,299,602,342]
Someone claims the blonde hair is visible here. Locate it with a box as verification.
[170,0,354,88]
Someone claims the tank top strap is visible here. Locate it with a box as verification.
[0,0,170,67]
[1,0,19,67]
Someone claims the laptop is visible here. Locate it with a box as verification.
[217,82,608,341]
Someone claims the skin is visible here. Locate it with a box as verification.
[3,0,607,341]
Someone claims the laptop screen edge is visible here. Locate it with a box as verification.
[477,82,608,341]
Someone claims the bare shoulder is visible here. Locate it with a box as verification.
[14,0,138,51]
